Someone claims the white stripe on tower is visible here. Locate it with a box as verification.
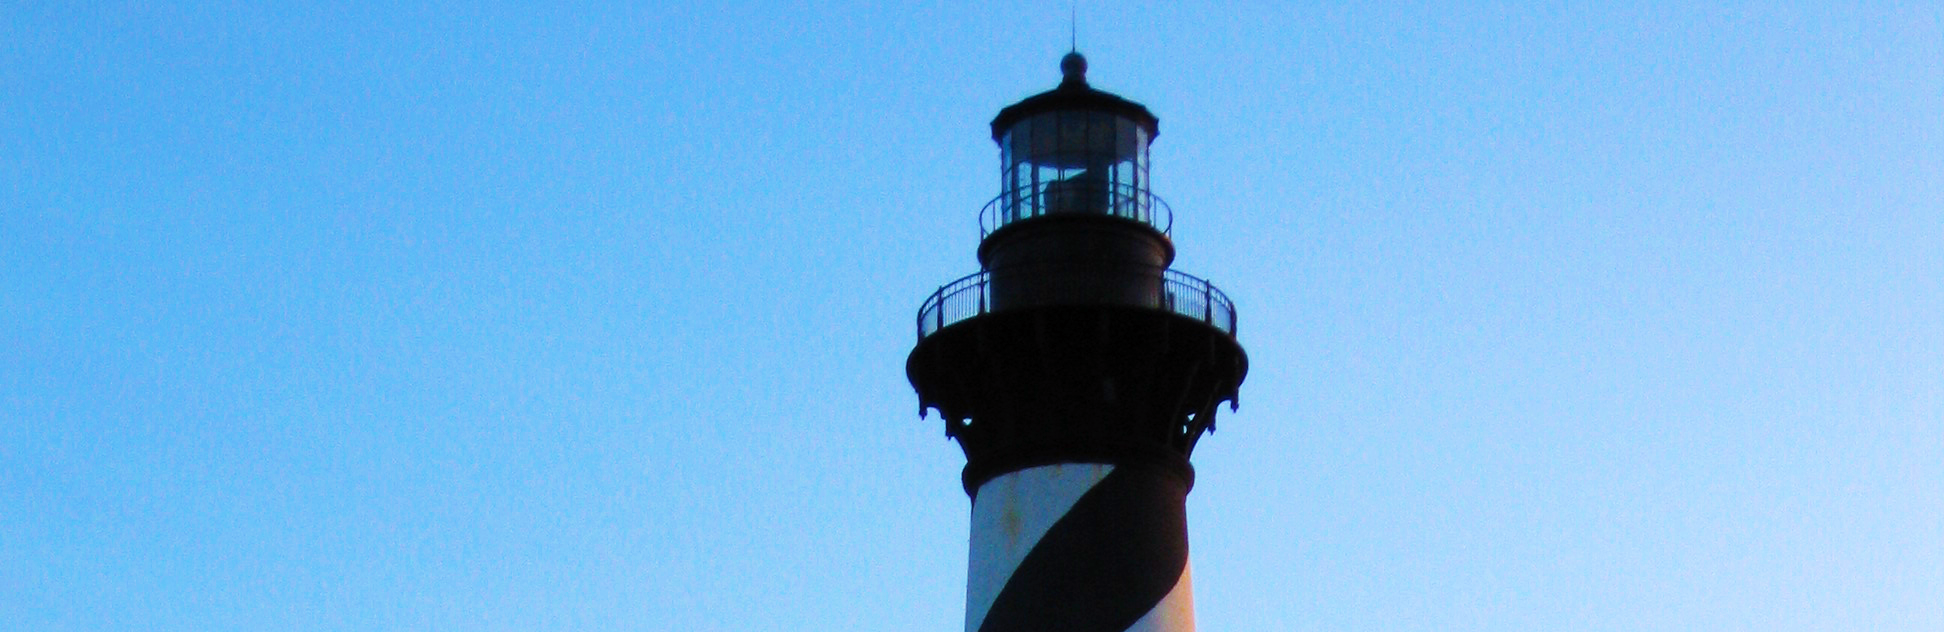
[964,463,1195,632]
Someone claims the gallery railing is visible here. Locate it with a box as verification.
[979,182,1173,238]
[916,265,1236,339]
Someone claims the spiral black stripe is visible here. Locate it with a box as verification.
[975,465,1189,632]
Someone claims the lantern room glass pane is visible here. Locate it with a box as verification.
[998,112,1151,227]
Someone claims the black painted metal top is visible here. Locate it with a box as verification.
[990,52,1159,142]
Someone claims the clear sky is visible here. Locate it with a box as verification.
[4,2,1941,630]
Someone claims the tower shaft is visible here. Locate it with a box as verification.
[967,463,1196,632]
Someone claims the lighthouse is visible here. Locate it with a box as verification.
[907,53,1248,632]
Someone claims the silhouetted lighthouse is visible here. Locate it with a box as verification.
[907,53,1248,632]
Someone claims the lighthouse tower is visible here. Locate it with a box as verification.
[907,53,1248,632]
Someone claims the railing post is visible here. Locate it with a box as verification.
[1203,279,1213,323]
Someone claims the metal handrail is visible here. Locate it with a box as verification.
[978,182,1173,238]
[916,265,1237,340]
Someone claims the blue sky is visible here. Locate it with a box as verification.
[4,2,1940,630]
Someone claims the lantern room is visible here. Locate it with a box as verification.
[984,52,1165,236]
